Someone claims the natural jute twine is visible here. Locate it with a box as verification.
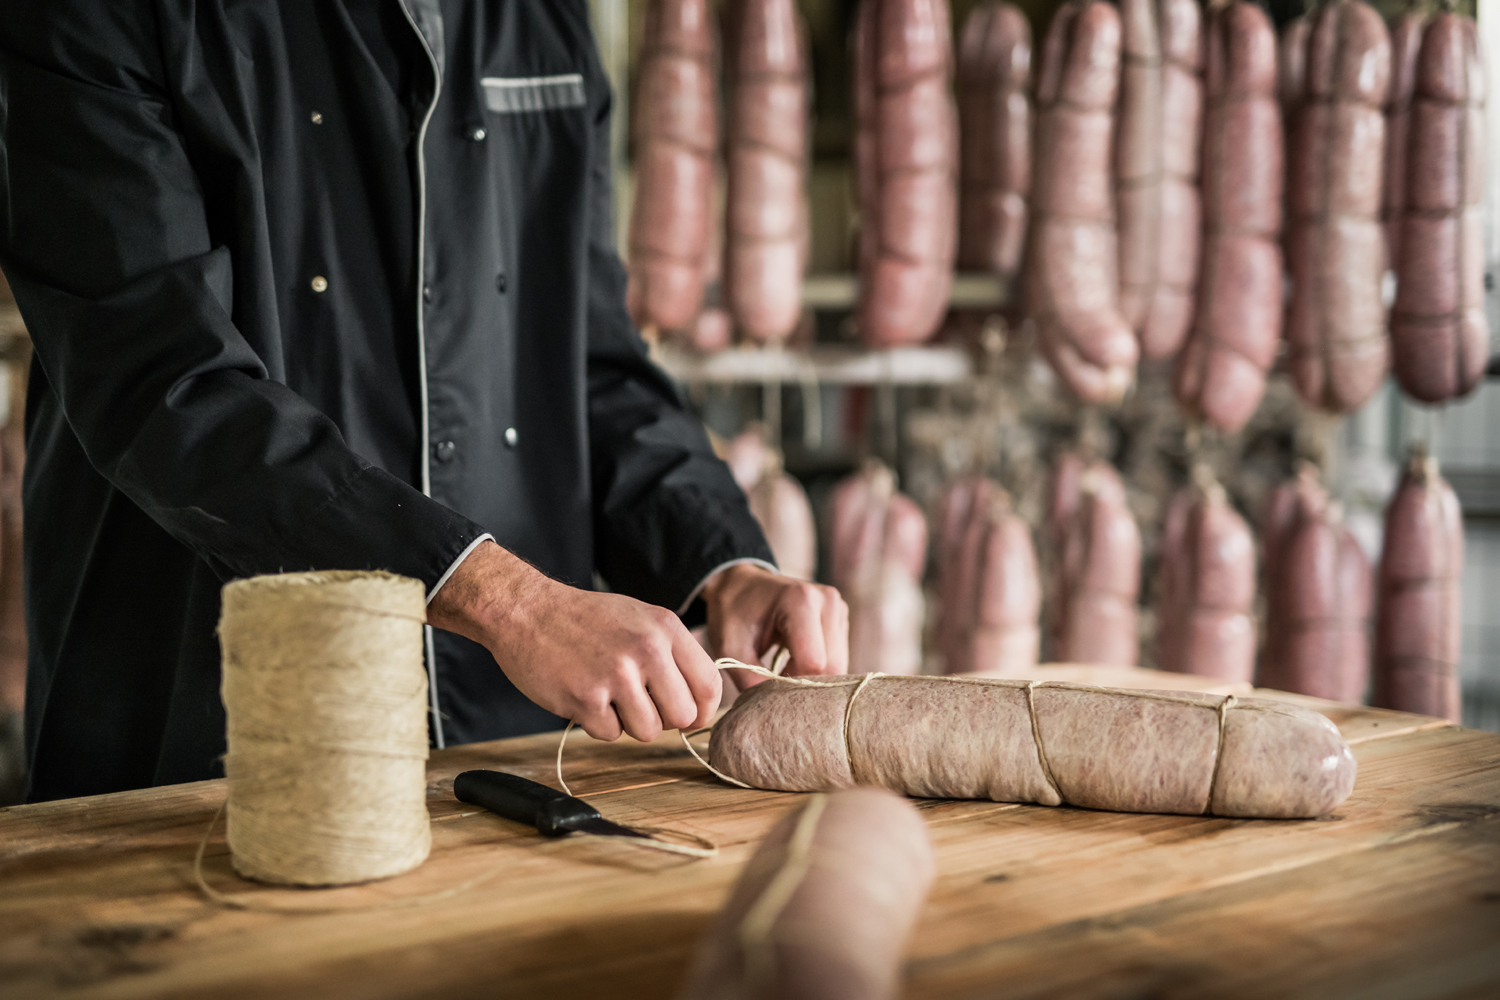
[217,570,432,887]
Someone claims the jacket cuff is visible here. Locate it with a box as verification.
[674,558,780,616]
[426,533,496,605]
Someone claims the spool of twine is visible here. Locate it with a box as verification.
[219,570,431,886]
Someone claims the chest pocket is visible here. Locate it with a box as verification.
[481,74,586,114]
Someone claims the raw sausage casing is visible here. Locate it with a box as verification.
[1156,474,1256,682]
[708,675,1357,819]
[1392,11,1489,403]
[855,0,958,347]
[936,477,1040,675]
[1173,1,1282,433]
[628,0,717,333]
[675,789,934,1000]
[957,1,1032,279]
[1374,450,1463,722]
[724,0,809,343]
[1284,0,1392,413]
[1028,1,1138,403]
[1049,458,1140,666]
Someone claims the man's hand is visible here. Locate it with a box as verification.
[703,563,849,685]
[427,541,720,742]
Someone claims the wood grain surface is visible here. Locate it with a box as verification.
[0,667,1495,999]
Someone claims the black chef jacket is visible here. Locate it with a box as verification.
[0,0,774,802]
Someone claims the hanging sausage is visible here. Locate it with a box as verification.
[853,0,958,347]
[724,0,809,344]
[1391,9,1489,403]
[1027,1,1138,404]
[1173,0,1282,434]
[627,0,717,335]
[956,1,1032,281]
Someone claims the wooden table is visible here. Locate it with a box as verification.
[1,667,1497,999]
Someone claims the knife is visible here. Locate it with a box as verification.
[453,769,653,840]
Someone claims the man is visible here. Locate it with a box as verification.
[0,0,847,802]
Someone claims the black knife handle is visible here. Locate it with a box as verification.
[453,769,602,837]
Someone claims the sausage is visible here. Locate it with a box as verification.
[675,789,934,1000]
[1173,1,1283,433]
[626,0,717,334]
[708,675,1357,818]
[1028,1,1137,404]
[957,1,1032,279]
[725,429,818,581]
[1284,1,1391,414]
[1259,478,1372,704]
[828,462,927,675]
[1257,461,1327,670]
[724,0,809,344]
[1143,0,1204,359]
[1382,11,1426,272]
[1156,472,1256,682]
[1114,0,1174,350]
[1392,11,1489,403]
[936,477,1040,676]
[1279,15,1310,116]
[854,0,958,347]
[1051,459,1140,666]
[1373,449,1463,722]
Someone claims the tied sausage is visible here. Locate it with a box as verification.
[956,1,1031,279]
[1392,11,1489,403]
[1285,1,1392,414]
[1174,1,1283,434]
[1156,471,1256,682]
[854,0,958,347]
[1029,1,1137,403]
[1259,472,1372,704]
[828,462,927,675]
[1382,10,1426,271]
[675,789,934,1000]
[1049,457,1140,666]
[725,429,817,581]
[1116,0,1203,360]
[708,675,1357,818]
[936,477,1040,675]
[724,0,809,343]
[1373,449,1463,723]
[1279,15,1310,116]
[627,0,717,334]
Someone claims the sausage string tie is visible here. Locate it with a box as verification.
[738,793,828,994]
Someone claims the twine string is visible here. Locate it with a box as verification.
[738,794,828,994]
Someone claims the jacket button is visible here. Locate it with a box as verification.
[433,440,457,463]
[468,126,487,141]
[423,284,433,303]
[496,272,508,294]
[504,427,518,448]
[310,276,328,293]
[310,110,324,125]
